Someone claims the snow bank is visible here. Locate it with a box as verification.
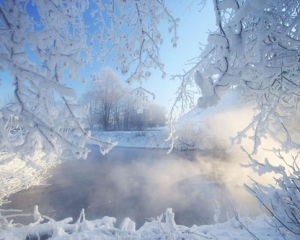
[92,129,170,149]
[0,207,280,240]
[92,127,217,151]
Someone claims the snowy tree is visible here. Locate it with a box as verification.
[89,68,123,131]
[83,80,167,131]
[171,0,300,237]
[172,0,300,154]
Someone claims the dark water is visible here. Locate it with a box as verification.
[2,146,260,228]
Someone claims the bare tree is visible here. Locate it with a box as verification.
[131,102,166,130]
[83,77,166,131]
[90,68,123,131]
[121,89,136,130]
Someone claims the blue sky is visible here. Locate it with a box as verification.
[0,1,216,111]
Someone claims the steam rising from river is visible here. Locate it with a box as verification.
[4,103,283,228]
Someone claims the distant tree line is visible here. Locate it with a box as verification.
[82,68,166,131]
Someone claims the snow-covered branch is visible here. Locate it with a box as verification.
[171,0,300,154]
[0,0,177,205]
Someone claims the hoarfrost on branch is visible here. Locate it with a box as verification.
[0,0,177,203]
[171,0,300,155]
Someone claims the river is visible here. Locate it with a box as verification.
[2,146,261,228]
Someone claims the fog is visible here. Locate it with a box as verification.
[3,103,281,229]
[3,144,264,229]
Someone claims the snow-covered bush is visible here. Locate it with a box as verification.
[0,150,59,206]
[242,150,300,238]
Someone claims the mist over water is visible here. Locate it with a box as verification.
[3,145,262,229]
[4,100,276,228]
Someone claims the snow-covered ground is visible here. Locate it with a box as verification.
[92,127,214,151]
[92,129,170,149]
